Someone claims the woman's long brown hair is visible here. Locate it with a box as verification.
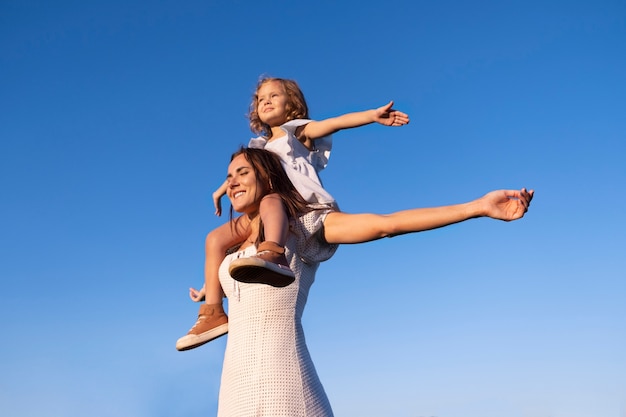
[229,147,312,243]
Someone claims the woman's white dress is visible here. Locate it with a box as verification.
[217,211,336,417]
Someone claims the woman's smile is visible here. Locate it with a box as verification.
[226,154,267,214]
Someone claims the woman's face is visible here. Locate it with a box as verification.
[226,154,268,215]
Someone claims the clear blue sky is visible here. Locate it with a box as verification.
[1,1,625,416]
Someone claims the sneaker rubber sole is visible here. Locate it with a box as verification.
[175,322,228,351]
[229,257,295,287]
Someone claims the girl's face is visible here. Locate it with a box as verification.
[256,80,289,127]
[226,154,268,215]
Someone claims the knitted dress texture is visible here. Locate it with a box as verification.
[217,211,337,417]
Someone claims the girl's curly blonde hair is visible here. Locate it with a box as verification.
[248,77,309,139]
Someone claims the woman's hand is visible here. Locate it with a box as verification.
[189,285,206,302]
[480,188,534,221]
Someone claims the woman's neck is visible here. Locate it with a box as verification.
[239,214,261,249]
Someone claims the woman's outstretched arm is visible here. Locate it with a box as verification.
[323,188,534,245]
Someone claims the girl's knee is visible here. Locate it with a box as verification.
[206,220,242,251]
[260,193,282,207]
[205,230,220,251]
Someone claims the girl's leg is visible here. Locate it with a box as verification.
[176,216,251,351]
[322,206,471,244]
[203,217,251,302]
[227,193,294,287]
[258,193,289,246]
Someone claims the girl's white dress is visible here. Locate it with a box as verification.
[217,211,335,417]
[248,119,336,205]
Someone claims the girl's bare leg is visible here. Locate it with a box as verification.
[202,217,251,302]
[176,216,251,351]
[258,193,289,245]
[227,193,294,287]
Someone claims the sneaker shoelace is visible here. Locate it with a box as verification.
[188,315,207,333]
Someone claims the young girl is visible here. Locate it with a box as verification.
[176,77,410,351]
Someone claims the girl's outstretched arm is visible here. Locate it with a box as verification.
[297,101,409,143]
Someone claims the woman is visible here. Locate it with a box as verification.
[217,147,533,416]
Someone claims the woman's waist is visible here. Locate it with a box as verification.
[227,306,303,323]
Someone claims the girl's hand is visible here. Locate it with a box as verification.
[373,101,410,127]
[213,191,223,216]
[189,286,206,302]
[480,188,534,221]
[212,180,229,216]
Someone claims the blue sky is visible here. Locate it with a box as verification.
[1,1,625,416]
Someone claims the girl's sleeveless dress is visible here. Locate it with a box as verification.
[248,119,335,206]
[217,211,335,417]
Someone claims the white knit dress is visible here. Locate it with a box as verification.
[217,211,337,417]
